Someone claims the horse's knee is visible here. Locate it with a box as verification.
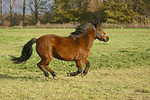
[85,60,90,67]
[87,61,90,67]
[83,59,90,67]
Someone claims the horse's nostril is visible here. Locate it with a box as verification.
[107,37,109,41]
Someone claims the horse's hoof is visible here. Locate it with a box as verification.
[53,76,58,80]
[67,73,71,77]
[45,77,50,81]
[81,73,85,78]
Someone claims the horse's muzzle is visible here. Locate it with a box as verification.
[103,37,109,42]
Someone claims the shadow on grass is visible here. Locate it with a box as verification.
[0,73,80,82]
[0,74,18,79]
[0,74,48,82]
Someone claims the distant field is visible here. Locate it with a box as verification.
[0,28,150,100]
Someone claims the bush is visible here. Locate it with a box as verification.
[2,21,10,27]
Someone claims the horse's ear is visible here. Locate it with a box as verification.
[92,20,99,28]
[98,23,102,27]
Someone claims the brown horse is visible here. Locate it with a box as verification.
[11,22,109,79]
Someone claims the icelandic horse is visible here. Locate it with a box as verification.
[11,22,109,79]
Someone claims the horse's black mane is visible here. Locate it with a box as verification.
[70,23,92,36]
[69,22,99,37]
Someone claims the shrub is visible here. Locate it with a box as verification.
[2,21,10,27]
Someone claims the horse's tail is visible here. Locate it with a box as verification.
[10,38,37,64]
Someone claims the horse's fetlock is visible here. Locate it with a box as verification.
[52,72,56,77]
[83,70,88,75]
[78,69,82,73]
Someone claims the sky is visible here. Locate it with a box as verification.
[0,0,54,15]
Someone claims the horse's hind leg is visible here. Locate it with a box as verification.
[37,57,56,79]
[37,61,49,79]
[44,65,56,79]
[67,60,83,76]
[81,59,90,78]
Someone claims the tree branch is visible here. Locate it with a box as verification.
[26,3,35,13]
[12,0,16,7]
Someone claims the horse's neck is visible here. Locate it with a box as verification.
[79,27,95,50]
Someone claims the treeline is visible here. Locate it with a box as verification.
[0,0,150,27]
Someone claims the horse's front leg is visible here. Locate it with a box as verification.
[81,59,90,78]
[67,60,83,76]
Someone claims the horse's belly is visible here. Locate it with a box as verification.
[53,50,76,61]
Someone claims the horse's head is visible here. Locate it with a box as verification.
[93,25,109,42]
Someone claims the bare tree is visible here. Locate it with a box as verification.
[26,0,41,24]
[1,0,8,21]
[9,0,16,26]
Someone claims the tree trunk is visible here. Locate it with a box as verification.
[0,0,2,20]
[23,0,26,26]
[35,0,38,24]
[10,0,12,26]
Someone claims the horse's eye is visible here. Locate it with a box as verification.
[98,29,102,31]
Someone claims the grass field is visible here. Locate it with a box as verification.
[0,28,150,100]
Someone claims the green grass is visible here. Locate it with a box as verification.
[0,28,150,100]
